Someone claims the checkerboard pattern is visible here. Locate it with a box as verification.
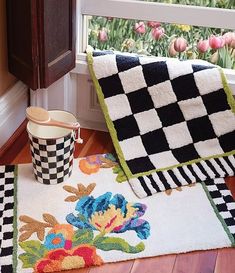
[130,155,235,198]
[29,133,75,184]
[92,52,235,178]
[204,178,235,239]
[0,165,15,273]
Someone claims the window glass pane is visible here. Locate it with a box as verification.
[87,16,235,69]
[138,0,235,9]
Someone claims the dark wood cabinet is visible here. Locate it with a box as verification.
[6,0,76,90]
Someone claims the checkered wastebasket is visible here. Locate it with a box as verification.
[27,110,81,185]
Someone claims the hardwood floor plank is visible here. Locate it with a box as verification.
[225,176,235,198]
[89,260,134,273]
[172,250,218,273]
[11,140,31,164]
[104,137,115,154]
[214,248,235,273]
[0,119,28,162]
[78,131,97,157]
[74,128,95,158]
[130,255,176,273]
[0,122,29,165]
[84,130,113,156]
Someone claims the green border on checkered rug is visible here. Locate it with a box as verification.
[87,50,235,180]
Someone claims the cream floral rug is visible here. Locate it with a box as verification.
[1,154,234,273]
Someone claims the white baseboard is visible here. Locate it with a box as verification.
[0,81,28,148]
[30,74,78,117]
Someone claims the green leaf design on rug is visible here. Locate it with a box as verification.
[19,240,47,268]
[72,228,94,246]
[18,253,39,269]
[94,236,145,253]
[113,165,127,182]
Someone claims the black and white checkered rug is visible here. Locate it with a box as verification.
[88,51,235,198]
[0,165,15,273]
[204,178,235,239]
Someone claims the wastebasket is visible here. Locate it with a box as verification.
[27,110,81,185]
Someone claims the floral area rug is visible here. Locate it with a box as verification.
[1,155,235,273]
[87,50,235,198]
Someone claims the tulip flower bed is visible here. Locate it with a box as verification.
[87,2,235,69]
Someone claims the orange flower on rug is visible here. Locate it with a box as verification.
[79,153,127,182]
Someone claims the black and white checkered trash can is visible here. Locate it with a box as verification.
[27,110,81,185]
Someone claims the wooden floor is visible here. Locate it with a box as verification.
[1,125,235,273]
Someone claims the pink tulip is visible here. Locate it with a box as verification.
[223,32,233,45]
[168,39,177,57]
[197,40,209,53]
[98,29,108,42]
[134,22,146,34]
[174,37,187,52]
[209,36,225,49]
[151,27,165,40]
[230,38,235,49]
[219,36,225,47]
[223,32,235,48]
[147,21,161,28]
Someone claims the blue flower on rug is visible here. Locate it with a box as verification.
[44,233,66,250]
[66,192,150,239]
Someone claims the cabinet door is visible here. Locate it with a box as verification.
[37,0,76,88]
[7,0,39,90]
[6,0,76,90]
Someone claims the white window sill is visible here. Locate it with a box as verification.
[72,53,235,95]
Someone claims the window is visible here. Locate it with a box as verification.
[138,0,235,9]
[80,0,235,30]
[79,0,235,70]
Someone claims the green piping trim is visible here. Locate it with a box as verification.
[13,166,18,273]
[87,51,132,178]
[220,68,235,114]
[129,150,235,179]
[201,182,235,247]
[87,51,235,179]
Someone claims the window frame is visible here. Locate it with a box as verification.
[81,0,235,29]
[75,0,235,94]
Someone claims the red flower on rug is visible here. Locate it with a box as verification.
[34,244,103,272]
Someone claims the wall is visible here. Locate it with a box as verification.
[0,0,28,150]
[0,0,16,95]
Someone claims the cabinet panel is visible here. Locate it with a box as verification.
[6,0,76,90]
[38,0,76,88]
[7,0,38,90]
